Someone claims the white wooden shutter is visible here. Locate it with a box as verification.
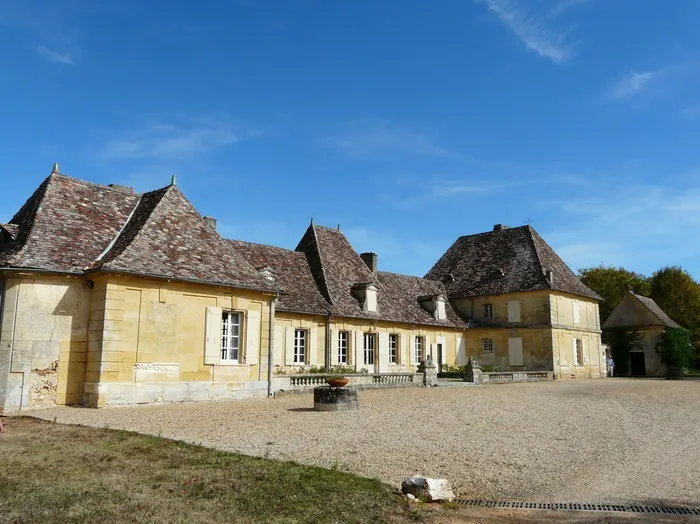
[353,331,363,371]
[309,328,318,365]
[245,310,260,365]
[508,300,521,322]
[273,327,284,366]
[424,334,431,361]
[508,337,523,366]
[330,329,338,366]
[456,336,466,366]
[204,306,222,365]
[378,332,389,373]
[573,302,580,324]
[572,337,578,365]
[582,338,586,365]
[285,326,294,365]
[409,335,416,365]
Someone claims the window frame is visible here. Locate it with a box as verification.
[363,332,376,366]
[482,338,494,354]
[414,335,424,363]
[338,331,349,364]
[221,311,243,363]
[574,338,584,366]
[389,333,399,364]
[483,303,494,320]
[293,328,307,364]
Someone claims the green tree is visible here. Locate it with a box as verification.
[657,327,692,372]
[649,266,700,368]
[578,265,651,323]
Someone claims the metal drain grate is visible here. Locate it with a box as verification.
[454,499,700,516]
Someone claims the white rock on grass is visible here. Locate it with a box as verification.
[401,476,455,502]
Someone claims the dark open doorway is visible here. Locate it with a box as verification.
[437,343,443,373]
[630,351,646,376]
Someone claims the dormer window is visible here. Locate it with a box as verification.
[418,294,447,320]
[256,266,277,284]
[483,303,493,319]
[351,283,378,313]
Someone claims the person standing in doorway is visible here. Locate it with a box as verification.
[607,356,615,377]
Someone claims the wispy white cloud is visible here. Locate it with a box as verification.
[100,123,257,160]
[475,0,581,64]
[35,45,74,65]
[545,182,700,275]
[609,71,658,100]
[323,121,452,158]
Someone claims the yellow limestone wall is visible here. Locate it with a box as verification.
[0,274,90,412]
[272,312,463,373]
[84,275,272,407]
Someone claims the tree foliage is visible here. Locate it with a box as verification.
[578,265,651,323]
[657,327,692,371]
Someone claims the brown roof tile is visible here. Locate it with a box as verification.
[425,225,601,300]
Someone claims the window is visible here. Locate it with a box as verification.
[294,329,306,364]
[482,339,493,354]
[338,331,349,364]
[574,339,584,366]
[363,333,375,365]
[573,302,581,324]
[483,303,493,319]
[389,334,399,364]
[414,336,424,362]
[221,311,242,362]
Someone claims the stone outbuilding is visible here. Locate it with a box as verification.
[603,291,681,376]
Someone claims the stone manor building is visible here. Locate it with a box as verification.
[0,167,604,412]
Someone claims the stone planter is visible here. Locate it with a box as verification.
[326,378,349,387]
[313,386,359,411]
[665,366,684,380]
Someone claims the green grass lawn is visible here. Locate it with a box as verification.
[0,417,426,524]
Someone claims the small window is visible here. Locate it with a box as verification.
[482,339,493,354]
[363,333,375,365]
[574,339,584,366]
[338,331,349,364]
[389,334,399,364]
[414,336,424,362]
[483,303,493,319]
[221,312,242,362]
[294,329,306,364]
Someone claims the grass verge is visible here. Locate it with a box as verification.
[0,417,425,524]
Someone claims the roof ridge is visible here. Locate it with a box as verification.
[524,225,550,290]
[456,224,529,241]
[226,238,301,255]
[95,186,173,266]
[48,172,145,195]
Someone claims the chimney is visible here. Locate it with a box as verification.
[360,252,378,276]
[203,217,217,232]
[493,224,509,231]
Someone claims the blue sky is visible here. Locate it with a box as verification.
[1,0,700,279]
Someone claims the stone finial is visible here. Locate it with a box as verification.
[171,174,177,186]
[337,224,341,230]
[51,162,59,174]
[310,217,314,225]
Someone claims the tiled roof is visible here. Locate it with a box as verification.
[0,224,18,240]
[226,239,332,315]
[425,225,601,301]
[0,173,140,272]
[93,186,276,291]
[292,224,466,327]
[0,172,276,292]
[631,293,681,328]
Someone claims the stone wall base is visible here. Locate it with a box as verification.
[82,380,269,408]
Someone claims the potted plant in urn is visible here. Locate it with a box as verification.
[326,375,349,387]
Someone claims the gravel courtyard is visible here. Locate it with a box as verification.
[31,379,700,506]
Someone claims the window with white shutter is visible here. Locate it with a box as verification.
[573,301,581,325]
[507,300,521,322]
[338,331,349,364]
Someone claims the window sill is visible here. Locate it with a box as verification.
[217,361,248,367]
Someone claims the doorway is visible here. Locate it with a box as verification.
[630,351,646,376]
[436,343,443,373]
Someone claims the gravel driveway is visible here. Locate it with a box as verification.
[30,379,700,506]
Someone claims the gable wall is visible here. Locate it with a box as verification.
[549,292,600,331]
[604,294,663,328]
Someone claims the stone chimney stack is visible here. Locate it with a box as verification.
[360,252,378,276]
[493,224,509,231]
[203,217,217,232]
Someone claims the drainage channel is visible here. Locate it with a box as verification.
[454,499,700,516]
